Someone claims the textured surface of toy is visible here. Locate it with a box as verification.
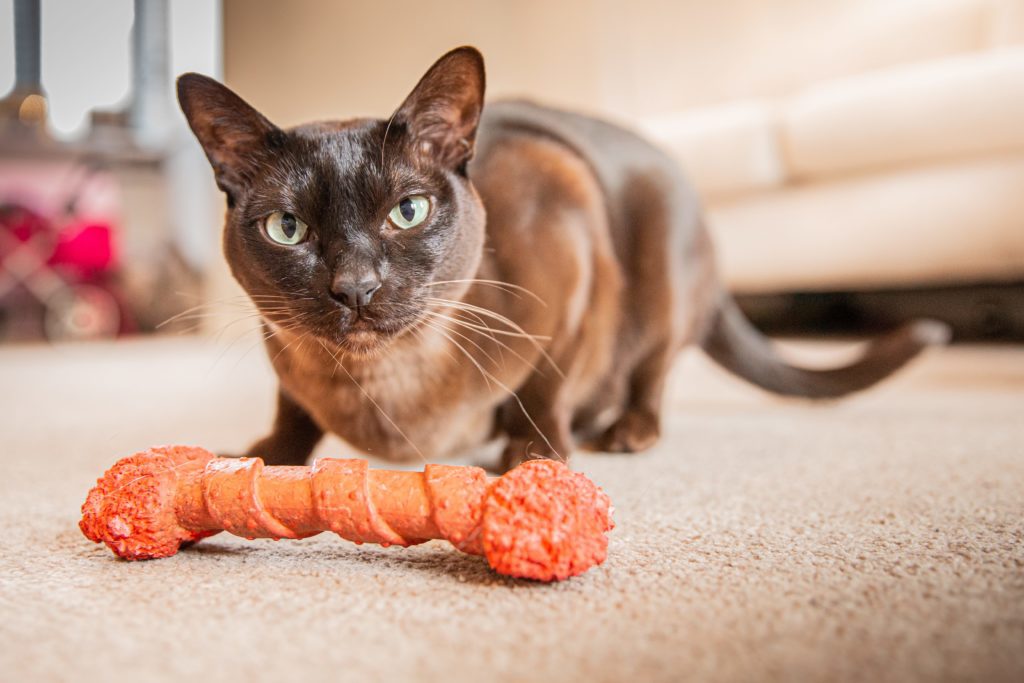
[80,446,614,581]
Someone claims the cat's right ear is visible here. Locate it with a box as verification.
[176,73,281,202]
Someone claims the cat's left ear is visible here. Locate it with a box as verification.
[393,47,486,172]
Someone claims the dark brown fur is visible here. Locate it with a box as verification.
[177,47,948,471]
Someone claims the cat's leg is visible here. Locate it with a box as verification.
[243,388,324,465]
[592,202,714,455]
[497,375,575,472]
[571,373,627,443]
[590,260,710,454]
[593,341,675,453]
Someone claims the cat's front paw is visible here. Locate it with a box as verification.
[592,409,661,453]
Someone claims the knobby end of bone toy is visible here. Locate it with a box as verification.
[80,445,215,560]
[482,459,615,581]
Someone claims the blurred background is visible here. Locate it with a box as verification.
[1,0,1022,345]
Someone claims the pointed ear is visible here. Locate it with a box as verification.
[393,47,486,172]
[176,73,282,199]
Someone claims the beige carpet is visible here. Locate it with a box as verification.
[0,335,1021,682]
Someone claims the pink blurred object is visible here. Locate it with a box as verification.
[49,222,117,279]
[1,200,130,342]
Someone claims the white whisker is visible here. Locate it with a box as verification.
[425,278,547,306]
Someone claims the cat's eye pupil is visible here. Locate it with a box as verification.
[281,212,297,238]
[386,195,428,230]
[265,210,308,245]
[399,198,416,222]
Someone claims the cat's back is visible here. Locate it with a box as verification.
[477,99,658,160]
[473,99,702,265]
[476,100,692,196]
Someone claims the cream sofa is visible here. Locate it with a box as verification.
[639,0,1024,295]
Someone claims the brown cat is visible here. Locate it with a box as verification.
[177,47,947,471]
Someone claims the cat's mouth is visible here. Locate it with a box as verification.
[330,308,422,358]
[259,298,421,360]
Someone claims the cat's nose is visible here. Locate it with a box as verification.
[330,274,382,310]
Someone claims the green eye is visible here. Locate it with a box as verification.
[387,195,430,230]
[265,211,309,245]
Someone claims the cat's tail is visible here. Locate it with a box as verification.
[700,292,950,398]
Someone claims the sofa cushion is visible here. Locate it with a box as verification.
[638,102,784,200]
[782,48,1024,179]
[641,46,1024,198]
[708,156,1024,293]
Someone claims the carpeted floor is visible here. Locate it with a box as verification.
[0,335,1021,682]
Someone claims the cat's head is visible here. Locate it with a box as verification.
[177,47,486,357]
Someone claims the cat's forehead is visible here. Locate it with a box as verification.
[284,118,425,185]
[289,118,379,165]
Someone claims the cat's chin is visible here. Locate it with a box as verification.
[331,328,393,360]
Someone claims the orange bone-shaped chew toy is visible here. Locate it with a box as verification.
[80,446,613,581]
